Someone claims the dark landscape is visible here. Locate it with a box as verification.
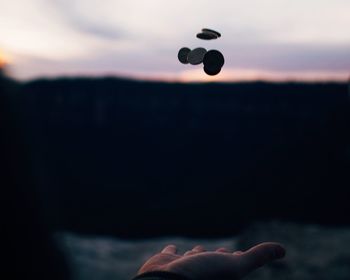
[2,1,350,278]
[9,77,350,237]
[3,75,350,280]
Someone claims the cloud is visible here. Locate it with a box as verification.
[52,0,125,40]
[1,0,349,81]
[222,43,350,72]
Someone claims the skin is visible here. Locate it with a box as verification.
[138,242,286,280]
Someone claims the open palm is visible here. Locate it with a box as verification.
[138,242,286,280]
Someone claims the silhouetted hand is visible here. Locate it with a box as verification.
[138,242,286,280]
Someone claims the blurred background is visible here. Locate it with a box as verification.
[1,1,350,280]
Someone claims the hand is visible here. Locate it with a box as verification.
[138,242,286,280]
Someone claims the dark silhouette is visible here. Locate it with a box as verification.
[1,71,70,280]
[11,77,349,238]
[1,71,288,280]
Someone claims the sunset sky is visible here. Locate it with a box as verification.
[0,0,349,82]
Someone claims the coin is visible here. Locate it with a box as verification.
[196,32,218,40]
[202,28,221,38]
[203,50,225,69]
[187,47,207,65]
[178,47,191,64]
[204,64,222,76]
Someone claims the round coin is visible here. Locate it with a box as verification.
[196,32,218,40]
[203,50,225,69]
[204,64,222,76]
[202,28,221,38]
[178,47,191,64]
[187,47,207,65]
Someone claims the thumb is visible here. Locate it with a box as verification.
[238,242,286,277]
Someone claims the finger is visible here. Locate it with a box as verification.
[161,245,177,254]
[184,245,205,256]
[233,250,243,255]
[239,242,286,276]
[216,247,231,253]
[192,245,205,252]
[184,250,196,256]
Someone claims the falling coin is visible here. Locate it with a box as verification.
[196,32,218,40]
[178,47,191,64]
[203,50,225,69]
[204,64,222,76]
[202,28,221,38]
[187,47,207,65]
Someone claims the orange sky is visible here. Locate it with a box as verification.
[0,51,9,68]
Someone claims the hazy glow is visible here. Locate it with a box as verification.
[0,49,11,68]
[0,0,349,81]
[177,69,349,83]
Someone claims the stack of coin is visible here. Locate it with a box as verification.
[196,28,221,40]
[178,47,207,65]
[177,28,225,76]
[177,47,191,64]
[203,50,225,76]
